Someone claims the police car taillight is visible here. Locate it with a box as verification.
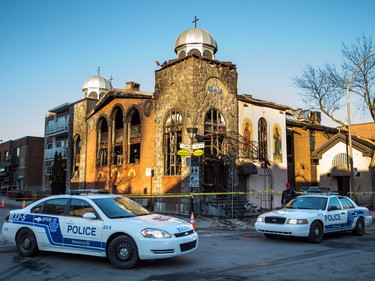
[4,212,9,222]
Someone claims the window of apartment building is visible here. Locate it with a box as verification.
[128,108,141,164]
[204,108,226,157]
[258,117,268,161]
[97,117,108,167]
[112,107,124,166]
[46,165,52,175]
[56,140,64,148]
[164,110,182,176]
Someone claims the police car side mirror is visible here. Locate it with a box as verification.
[82,212,97,219]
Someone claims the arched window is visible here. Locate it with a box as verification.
[128,108,141,164]
[97,117,108,166]
[203,50,212,59]
[258,118,268,161]
[188,49,201,56]
[164,110,182,175]
[332,153,350,166]
[111,107,124,166]
[73,135,81,179]
[88,91,98,99]
[204,108,226,157]
[178,50,186,59]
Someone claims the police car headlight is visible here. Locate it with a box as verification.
[141,228,171,238]
[286,219,308,224]
[256,216,265,222]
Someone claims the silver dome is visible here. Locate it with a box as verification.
[82,76,112,90]
[174,28,218,54]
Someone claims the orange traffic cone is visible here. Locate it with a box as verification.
[190,212,196,231]
[22,201,26,209]
[1,198,4,208]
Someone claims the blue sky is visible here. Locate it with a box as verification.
[1,0,375,141]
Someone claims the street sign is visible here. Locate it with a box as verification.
[146,168,152,177]
[189,166,200,188]
[193,149,204,156]
[179,143,190,149]
[192,142,205,149]
[177,149,191,156]
[146,168,151,176]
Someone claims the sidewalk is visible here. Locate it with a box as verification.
[0,195,35,209]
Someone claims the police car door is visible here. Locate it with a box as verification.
[324,197,348,232]
[34,198,69,250]
[62,198,104,254]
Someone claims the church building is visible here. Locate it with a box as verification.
[42,20,374,216]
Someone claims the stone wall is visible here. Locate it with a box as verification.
[154,55,238,196]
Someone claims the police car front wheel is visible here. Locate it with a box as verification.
[108,235,139,269]
[308,221,323,243]
[16,228,38,257]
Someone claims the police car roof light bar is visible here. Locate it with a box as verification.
[69,189,110,195]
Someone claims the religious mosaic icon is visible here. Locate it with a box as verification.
[206,78,226,95]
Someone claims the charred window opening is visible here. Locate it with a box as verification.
[97,117,108,167]
[164,110,182,176]
[128,109,141,164]
[204,109,226,157]
[111,107,124,166]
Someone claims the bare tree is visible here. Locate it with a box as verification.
[293,35,375,127]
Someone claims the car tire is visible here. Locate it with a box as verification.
[16,228,38,257]
[352,217,365,236]
[107,235,139,269]
[308,221,323,243]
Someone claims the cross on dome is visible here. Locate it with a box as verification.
[192,16,199,28]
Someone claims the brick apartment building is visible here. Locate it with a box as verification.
[0,136,44,194]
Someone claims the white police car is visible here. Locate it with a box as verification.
[2,194,198,269]
[255,192,372,243]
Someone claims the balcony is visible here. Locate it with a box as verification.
[44,147,67,159]
[46,120,68,136]
[4,156,19,167]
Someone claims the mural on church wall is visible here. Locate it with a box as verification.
[206,78,226,95]
[242,118,253,157]
[273,123,282,163]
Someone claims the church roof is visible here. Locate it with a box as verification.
[237,94,290,111]
[311,133,375,159]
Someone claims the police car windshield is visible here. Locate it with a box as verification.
[285,196,328,210]
[92,196,150,218]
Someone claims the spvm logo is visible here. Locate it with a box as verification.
[49,218,59,233]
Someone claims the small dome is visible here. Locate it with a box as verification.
[82,75,112,100]
[174,28,218,59]
[82,76,112,91]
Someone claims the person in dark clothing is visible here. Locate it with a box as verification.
[281,182,297,205]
